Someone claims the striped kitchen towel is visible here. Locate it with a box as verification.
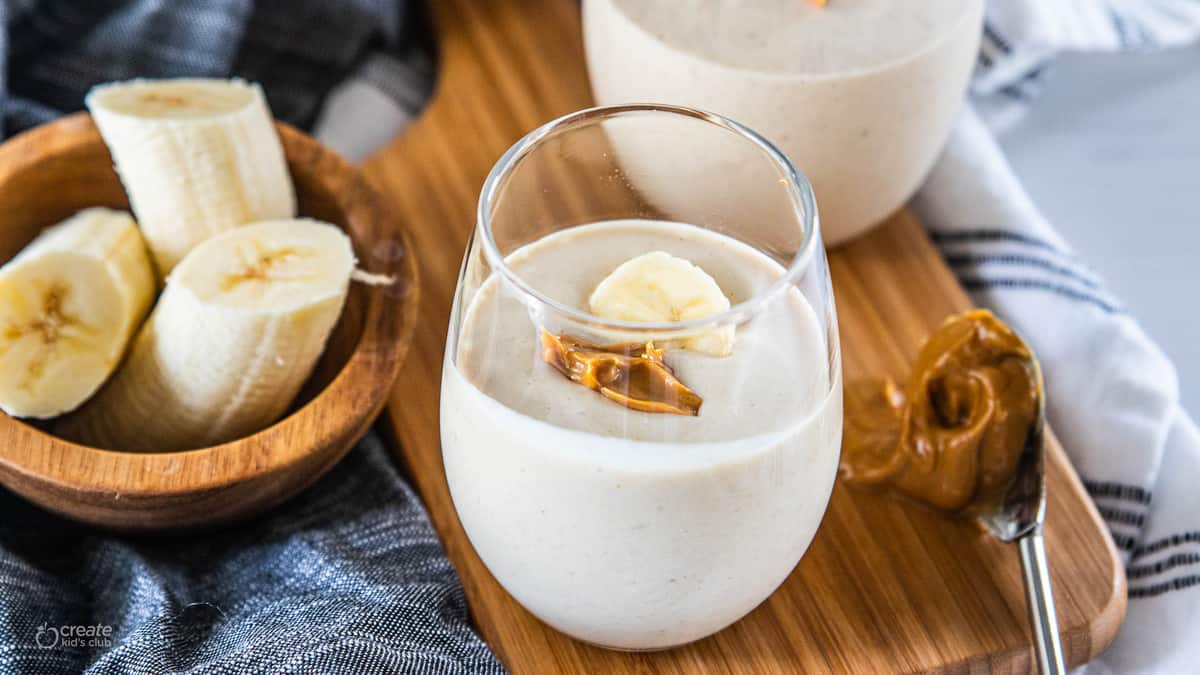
[972,0,1200,132]
[913,3,1200,673]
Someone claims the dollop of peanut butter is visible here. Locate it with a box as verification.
[539,329,702,416]
[840,310,1040,515]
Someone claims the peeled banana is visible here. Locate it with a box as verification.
[87,78,296,274]
[589,251,735,357]
[59,219,355,452]
[0,208,154,419]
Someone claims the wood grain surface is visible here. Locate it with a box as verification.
[0,115,419,530]
[365,1,1127,672]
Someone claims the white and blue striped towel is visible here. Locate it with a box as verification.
[914,2,1200,672]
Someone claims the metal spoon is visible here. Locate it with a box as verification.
[975,355,1066,674]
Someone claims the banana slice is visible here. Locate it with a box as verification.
[87,78,296,274]
[59,219,354,452]
[0,208,154,419]
[589,251,735,357]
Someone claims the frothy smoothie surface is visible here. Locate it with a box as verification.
[611,0,976,75]
[455,220,830,446]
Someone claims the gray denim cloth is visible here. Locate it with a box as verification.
[0,1,502,673]
[0,0,434,134]
[0,436,503,674]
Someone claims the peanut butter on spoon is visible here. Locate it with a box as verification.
[840,310,1041,516]
[539,329,702,416]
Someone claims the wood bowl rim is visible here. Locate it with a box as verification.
[0,112,420,499]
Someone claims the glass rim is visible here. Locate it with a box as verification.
[476,103,821,334]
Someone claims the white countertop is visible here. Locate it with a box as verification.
[998,43,1200,416]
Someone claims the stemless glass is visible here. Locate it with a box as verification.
[440,105,842,651]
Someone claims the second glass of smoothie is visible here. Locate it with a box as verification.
[441,105,842,650]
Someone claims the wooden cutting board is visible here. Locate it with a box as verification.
[362,1,1126,672]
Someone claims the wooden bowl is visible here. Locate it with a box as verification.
[0,113,419,531]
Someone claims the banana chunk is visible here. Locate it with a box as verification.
[0,208,154,419]
[589,251,735,357]
[87,78,296,274]
[59,219,354,452]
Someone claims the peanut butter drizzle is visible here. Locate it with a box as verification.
[840,310,1040,516]
[539,330,702,416]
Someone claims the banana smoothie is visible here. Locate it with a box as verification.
[584,0,984,244]
[441,219,842,650]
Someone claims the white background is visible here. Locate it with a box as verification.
[999,44,1200,415]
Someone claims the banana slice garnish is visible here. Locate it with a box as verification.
[589,251,735,357]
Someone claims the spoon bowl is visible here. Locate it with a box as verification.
[975,348,1066,674]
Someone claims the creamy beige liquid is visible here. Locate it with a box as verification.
[584,0,984,244]
[441,220,842,649]
[610,0,970,75]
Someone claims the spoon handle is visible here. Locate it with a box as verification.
[1018,528,1067,674]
